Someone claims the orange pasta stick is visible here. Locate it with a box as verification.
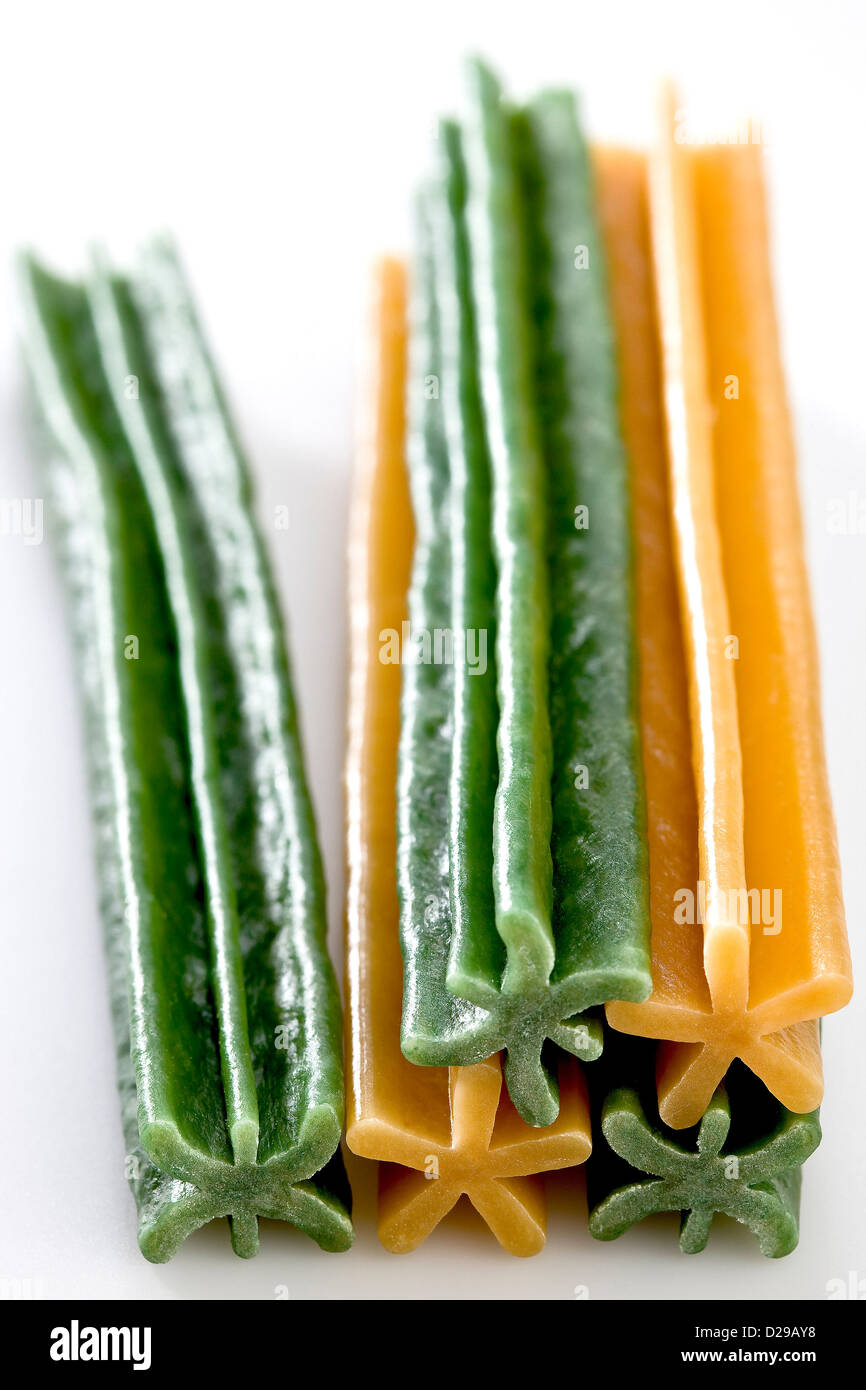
[599,122,851,1128]
[696,141,850,1027]
[344,258,591,1254]
[593,145,707,1025]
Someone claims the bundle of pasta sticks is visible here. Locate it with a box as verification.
[344,60,853,1258]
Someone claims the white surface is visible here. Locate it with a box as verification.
[0,0,863,1301]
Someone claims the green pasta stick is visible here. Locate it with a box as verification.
[398,68,650,1127]
[436,121,501,1013]
[400,116,597,1125]
[586,1033,820,1257]
[397,189,494,1061]
[461,58,556,989]
[516,91,651,1002]
[20,249,351,1261]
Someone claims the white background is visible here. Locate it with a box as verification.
[0,0,863,1301]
